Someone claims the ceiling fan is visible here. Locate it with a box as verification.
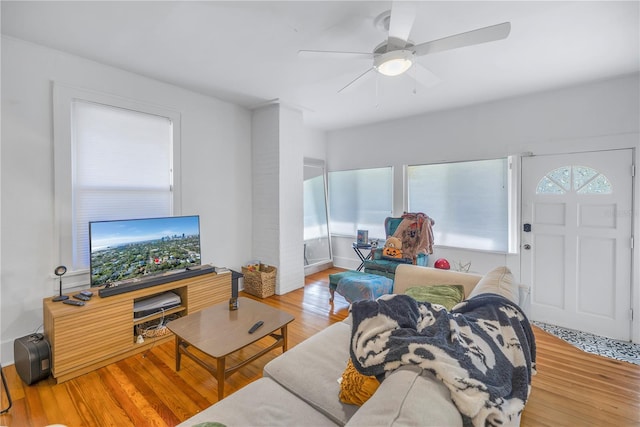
[299,2,511,93]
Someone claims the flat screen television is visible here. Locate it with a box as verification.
[89,215,201,287]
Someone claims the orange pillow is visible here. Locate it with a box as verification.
[339,358,380,406]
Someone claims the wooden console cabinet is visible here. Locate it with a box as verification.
[43,271,231,383]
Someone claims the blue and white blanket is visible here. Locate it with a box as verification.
[349,293,536,427]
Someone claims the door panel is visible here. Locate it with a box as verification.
[536,202,565,225]
[534,233,565,308]
[577,236,614,316]
[522,149,633,340]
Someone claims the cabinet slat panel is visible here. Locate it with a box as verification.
[187,274,231,313]
[53,306,131,375]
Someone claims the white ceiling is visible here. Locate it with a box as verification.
[2,1,639,130]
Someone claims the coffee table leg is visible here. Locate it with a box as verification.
[217,357,225,399]
[175,336,182,371]
[282,324,289,352]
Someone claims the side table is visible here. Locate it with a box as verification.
[352,242,374,271]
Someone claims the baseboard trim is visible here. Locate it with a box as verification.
[304,261,334,276]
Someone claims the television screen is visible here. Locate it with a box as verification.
[89,215,201,287]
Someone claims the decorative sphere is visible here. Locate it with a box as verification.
[434,258,450,270]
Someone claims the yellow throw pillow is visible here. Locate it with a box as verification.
[339,358,380,406]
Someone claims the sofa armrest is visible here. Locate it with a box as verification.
[393,264,482,297]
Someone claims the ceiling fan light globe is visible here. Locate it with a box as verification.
[377,58,413,76]
[374,50,414,77]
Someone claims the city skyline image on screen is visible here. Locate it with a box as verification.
[89,215,201,286]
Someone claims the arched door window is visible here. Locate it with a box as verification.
[536,165,612,195]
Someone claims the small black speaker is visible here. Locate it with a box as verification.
[231,278,239,298]
[14,334,51,385]
[229,270,242,310]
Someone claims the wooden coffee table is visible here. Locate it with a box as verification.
[167,297,294,399]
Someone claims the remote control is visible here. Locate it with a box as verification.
[63,299,85,306]
[248,320,264,334]
[73,293,91,301]
[80,290,93,298]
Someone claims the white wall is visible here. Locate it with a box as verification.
[0,36,253,364]
[303,129,328,161]
[251,103,310,295]
[327,73,640,340]
[251,105,280,274]
[278,106,305,294]
[328,74,639,171]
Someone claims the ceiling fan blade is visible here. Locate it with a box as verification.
[338,67,374,93]
[298,49,373,60]
[410,63,441,89]
[413,22,511,56]
[387,2,417,50]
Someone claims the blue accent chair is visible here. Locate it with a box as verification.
[363,216,429,280]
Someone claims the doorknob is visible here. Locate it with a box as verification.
[523,244,531,250]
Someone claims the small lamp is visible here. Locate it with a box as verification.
[52,265,69,302]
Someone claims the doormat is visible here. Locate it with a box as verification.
[533,321,639,365]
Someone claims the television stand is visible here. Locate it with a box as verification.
[43,270,230,383]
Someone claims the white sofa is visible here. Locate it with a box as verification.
[178,265,521,427]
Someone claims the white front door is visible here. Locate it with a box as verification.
[521,149,633,341]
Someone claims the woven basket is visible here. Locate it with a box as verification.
[135,314,180,338]
[242,264,277,298]
[135,323,170,338]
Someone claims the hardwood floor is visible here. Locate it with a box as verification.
[1,267,638,426]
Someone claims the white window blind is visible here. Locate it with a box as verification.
[72,100,173,269]
[408,159,509,252]
[328,167,392,239]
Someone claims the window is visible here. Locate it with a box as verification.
[304,173,328,240]
[54,84,182,277]
[303,159,331,266]
[72,100,174,269]
[407,158,510,252]
[328,167,392,239]
[536,165,612,195]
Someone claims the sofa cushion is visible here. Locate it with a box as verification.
[467,266,518,303]
[404,284,465,310]
[345,366,463,427]
[263,321,358,425]
[393,264,481,296]
[176,377,336,427]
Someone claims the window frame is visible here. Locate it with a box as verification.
[53,83,182,285]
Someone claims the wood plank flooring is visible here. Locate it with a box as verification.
[1,267,638,426]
